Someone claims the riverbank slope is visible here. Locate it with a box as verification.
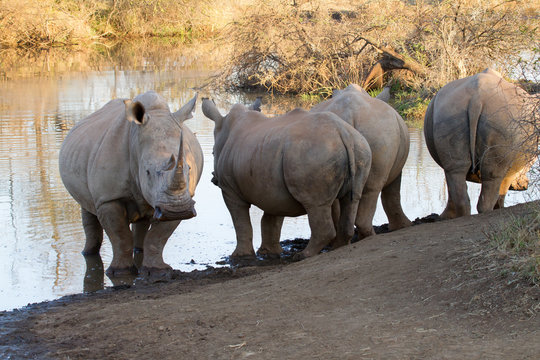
[1,202,539,359]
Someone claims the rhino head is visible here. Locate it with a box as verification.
[201,97,263,188]
[125,92,198,221]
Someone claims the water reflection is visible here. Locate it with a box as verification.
[0,48,537,311]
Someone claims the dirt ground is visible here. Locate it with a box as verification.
[1,203,539,359]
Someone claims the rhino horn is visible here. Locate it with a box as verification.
[173,93,198,123]
[169,132,187,190]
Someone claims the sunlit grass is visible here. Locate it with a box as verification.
[485,204,540,285]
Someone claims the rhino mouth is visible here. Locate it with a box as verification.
[153,200,197,221]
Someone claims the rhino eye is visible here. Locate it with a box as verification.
[146,170,150,176]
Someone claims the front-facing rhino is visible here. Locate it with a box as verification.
[202,98,372,259]
[424,68,537,218]
[59,91,203,276]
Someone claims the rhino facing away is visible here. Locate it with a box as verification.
[59,91,203,276]
[202,99,372,259]
[311,84,412,239]
[424,68,537,219]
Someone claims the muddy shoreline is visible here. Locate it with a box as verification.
[1,207,538,359]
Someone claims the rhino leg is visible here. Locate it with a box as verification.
[441,170,471,219]
[81,208,103,256]
[477,178,505,213]
[332,197,359,248]
[96,202,137,276]
[132,220,150,253]
[139,220,180,276]
[381,173,412,231]
[494,194,506,209]
[354,189,378,239]
[297,205,336,259]
[223,192,256,258]
[258,213,284,258]
[329,200,340,248]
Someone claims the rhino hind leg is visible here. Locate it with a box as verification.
[296,205,336,259]
[97,202,137,276]
[332,196,359,249]
[477,178,505,213]
[354,188,379,240]
[441,171,471,219]
[81,208,103,256]
[132,220,150,253]
[381,173,412,231]
[258,213,284,258]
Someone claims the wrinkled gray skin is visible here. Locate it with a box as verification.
[311,84,412,239]
[202,99,372,259]
[424,68,537,219]
[59,91,203,276]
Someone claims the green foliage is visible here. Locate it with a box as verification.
[390,87,431,126]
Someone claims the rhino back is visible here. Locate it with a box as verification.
[59,99,132,213]
[313,89,408,186]
[426,70,532,175]
[216,112,360,215]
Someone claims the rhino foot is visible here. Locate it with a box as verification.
[82,246,101,256]
[229,255,258,267]
[291,252,308,262]
[105,264,138,277]
[256,248,282,260]
[138,265,173,279]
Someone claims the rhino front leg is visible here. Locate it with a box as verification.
[81,208,103,256]
[441,170,471,219]
[140,220,180,276]
[258,213,284,258]
[222,191,256,258]
[96,202,137,276]
[297,205,336,259]
[381,173,412,231]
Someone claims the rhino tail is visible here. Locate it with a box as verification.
[467,95,483,174]
[337,127,358,200]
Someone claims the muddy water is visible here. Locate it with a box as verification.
[0,50,536,311]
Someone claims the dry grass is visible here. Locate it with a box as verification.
[0,0,249,48]
[219,0,538,95]
[485,203,540,285]
[0,0,96,48]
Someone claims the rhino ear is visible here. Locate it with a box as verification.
[375,87,391,103]
[173,93,198,123]
[202,98,224,124]
[124,99,147,125]
[249,97,262,112]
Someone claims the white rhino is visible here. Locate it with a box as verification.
[202,98,372,259]
[311,84,412,238]
[59,91,203,276]
[424,68,537,219]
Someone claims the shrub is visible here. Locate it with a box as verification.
[220,0,538,95]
